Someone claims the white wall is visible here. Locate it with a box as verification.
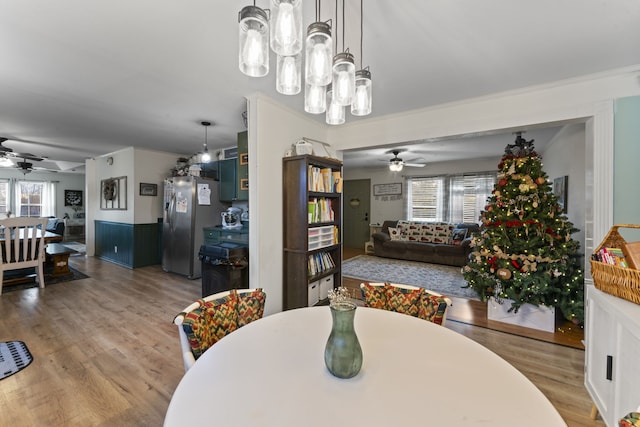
[248,93,330,315]
[85,146,179,256]
[540,123,586,252]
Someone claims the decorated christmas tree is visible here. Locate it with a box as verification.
[463,133,584,324]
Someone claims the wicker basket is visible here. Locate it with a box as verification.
[590,224,640,305]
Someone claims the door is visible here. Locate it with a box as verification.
[343,179,371,249]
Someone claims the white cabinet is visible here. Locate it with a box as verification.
[585,285,640,426]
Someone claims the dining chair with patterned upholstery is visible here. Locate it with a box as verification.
[360,282,452,326]
[174,288,266,372]
[0,217,49,295]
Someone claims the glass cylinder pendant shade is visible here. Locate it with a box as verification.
[332,52,356,106]
[305,22,333,86]
[326,84,345,125]
[304,83,326,114]
[270,0,303,56]
[351,68,372,116]
[238,6,270,77]
[276,54,301,95]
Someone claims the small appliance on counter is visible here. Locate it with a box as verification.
[221,207,243,229]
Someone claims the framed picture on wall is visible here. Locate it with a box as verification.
[553,175,568,213]
[64,190,83,207]
[373,183,402,196]
[139,182,157,196]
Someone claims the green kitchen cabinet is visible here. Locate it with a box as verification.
[219,131,248,202]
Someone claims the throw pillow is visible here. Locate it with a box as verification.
[235,288,266,327]
[450,228,468,245]
[200,292,239,348]
[388,227,402,241]
[384,284,424,318]
[418,294,449,325]
[360,282,387,309]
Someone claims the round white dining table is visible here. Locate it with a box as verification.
[164,306,566,426]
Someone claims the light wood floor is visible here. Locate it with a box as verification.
[0,255,603,426]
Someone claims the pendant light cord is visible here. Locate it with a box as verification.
[342,0,345,52]
[360,0,363,69]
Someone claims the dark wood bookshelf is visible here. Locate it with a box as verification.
[283,155,342,309]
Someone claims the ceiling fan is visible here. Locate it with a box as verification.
[385,149,426,171]
[0,138,45,162]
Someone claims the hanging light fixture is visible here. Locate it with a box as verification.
[326,83,345,125]
[270,0,303,56]
[201,121,211,163]
[238,4,270,77]
[304,82,326,113]
[276,53,301,95]
[331,0,355,107]
[351,0,372,116]
[236,0,371,124]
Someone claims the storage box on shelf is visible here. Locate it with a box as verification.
[283,154,342,310]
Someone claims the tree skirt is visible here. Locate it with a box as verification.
[342,255,480,300]
[0,341,33,380]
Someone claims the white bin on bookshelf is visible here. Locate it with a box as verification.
[308,280,320,306]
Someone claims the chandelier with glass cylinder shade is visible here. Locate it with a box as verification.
[238,0,371,125]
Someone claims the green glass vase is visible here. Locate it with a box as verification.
[324,301,363,379]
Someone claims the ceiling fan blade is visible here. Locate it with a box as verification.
[10,152,45,161]
[405,163,426,167]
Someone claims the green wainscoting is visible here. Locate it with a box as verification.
[95,220,161,268]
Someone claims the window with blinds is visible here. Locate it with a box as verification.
[406,172,496,223]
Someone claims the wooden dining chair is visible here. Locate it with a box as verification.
[360,282,452,326]
[0,217,49,295]
[173,288,266,372]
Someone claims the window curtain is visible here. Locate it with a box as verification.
[449,173,496,223]
[42,181,57,217]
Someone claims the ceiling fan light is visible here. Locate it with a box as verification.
[389,161,403,172]
[276,54,301,95]
[326,84,345,125]
[305,22,333,86]
[304,83,326,114]
[351,68,372,116]
[0,157,13,167]
[270,0,303,56]
[238,6,270,77]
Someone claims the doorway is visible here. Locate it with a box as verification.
[343,179,371,250]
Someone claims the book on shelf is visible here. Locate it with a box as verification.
[307,197,335,223]
[622,241,640,269]
[308,251,335,276]
[307,165,342,193]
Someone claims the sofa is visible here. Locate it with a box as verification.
[372,220,480,267]
[45,217,65,242]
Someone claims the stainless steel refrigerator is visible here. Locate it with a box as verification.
[162,176,223,279]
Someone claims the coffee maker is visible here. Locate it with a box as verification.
[221,207,243,229]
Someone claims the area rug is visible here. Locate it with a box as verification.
[0,341,33,380]
[2,267,89,294]
[342,255,480,300]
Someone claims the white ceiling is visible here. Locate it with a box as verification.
[1,1,639,173]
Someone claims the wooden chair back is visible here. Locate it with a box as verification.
[0,217,49,295]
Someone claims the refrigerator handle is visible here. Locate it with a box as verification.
[168,194,176,231]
